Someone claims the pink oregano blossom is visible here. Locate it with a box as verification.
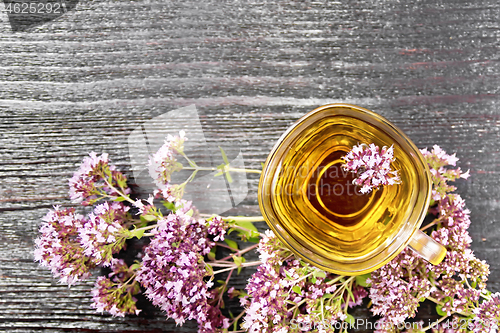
[79,202,131,267]
[34,206,95,286]
[242,230,367,333]
[148,130,186,201]
[342,143,401,194]
[69,152,130,206]
[135,211,229,332]
[91,259,141,317]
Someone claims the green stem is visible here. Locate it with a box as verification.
[327,275,348,285]
[217,269,233,307]
[224,216,266,223]
[229,310,246,328]
[210,263,238,268]
[178,151,198,168]
[426,295,444,306]
[134,224,158,232]
[212,261,262,275]
[216,243,237,251]
[343,278,354,314]
[426,295,472,317]
[182,166,262,174]
[213,243,259,262]
[420,218,441,232]
[231,225,266,238]
[121,273,137,288]
[101,174,135,204]
[226,167,262,174]
[288,299,307,313]
[289,272,313,287]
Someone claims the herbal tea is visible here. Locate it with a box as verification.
[258,103,438,276]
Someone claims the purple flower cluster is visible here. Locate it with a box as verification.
[69,152,130,205]
[136,211,229,332]
[148,131,186,200]
[369,146,490,331]
[342,143,401,194]
[34,206,95,286]
[420,145,469,202]
[242,258,291,331]
[91,259,141,317]
[471,292,500,332]
[35,153,133,287]
[243,230,367,333]
[207,216,229,242]
[369,249,434,328]
[79,202,131,267]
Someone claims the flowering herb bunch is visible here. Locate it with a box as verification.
[34,130,498,333]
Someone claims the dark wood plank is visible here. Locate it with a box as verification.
[0,0,499,331]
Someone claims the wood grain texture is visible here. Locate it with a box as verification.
[0,0,499,331]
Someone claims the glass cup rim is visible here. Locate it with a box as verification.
[258,103,432,275]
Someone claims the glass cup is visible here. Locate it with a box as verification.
[258,104,447,275]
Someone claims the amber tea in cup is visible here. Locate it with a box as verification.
[258,104,446,275]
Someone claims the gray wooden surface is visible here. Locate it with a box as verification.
[0,0,499,331]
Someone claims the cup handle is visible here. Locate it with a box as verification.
[408,230,447,265]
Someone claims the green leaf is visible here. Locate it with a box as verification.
[248,236,260,243]
[207,247,216,261]
[313,270,326,279]
[162,201,176,211]
[436,304,447,316]
[205,264,213,276]
[224,239,239,250]
[355,273,371,287]
[141,214,157,222]
[233,256,246,274]
[224,170,233,184]
[132,228,146,239]
[185,209,194,217]
[116,176,128,189]
[112,196,128,202]
[292,286,302,295]
[130,263,141,271]
[233,255,245,267]
[482,289,492,297]
[345,285,355,304]
[345,314,355,326]
[219,146,230,165]
[234,220,258,232]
